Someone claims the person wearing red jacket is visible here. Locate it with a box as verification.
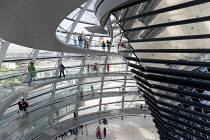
[98,128,102,139]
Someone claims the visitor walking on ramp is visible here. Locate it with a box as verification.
[106,63,110,73]
[106,40,111,52]
[59,63,65,78]
[17,101,23,117]
[103,127,107,137]
[102,41,106,51]
[28,62,36,85]
[80,88,84,100]
[87,64,90,75]
[22,99,29,115]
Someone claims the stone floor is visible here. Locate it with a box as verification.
[62,116,159,140]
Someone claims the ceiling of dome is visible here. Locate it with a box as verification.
[0,0,118,56]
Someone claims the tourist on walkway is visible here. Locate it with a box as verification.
[21,99,29,114]
[103,118,108,125]
[17,101,23,117]
[96,126,100,138]
[102,41,106,51]
[140,104,143,110]
[87,64,90,75]
[28,62,36,85]
[74,110,77,118]
[103,127,106,137]
[84,37,89,49]
[93,63,98,74]
[98,128,102,139]
[80,88,84,100]
[59,63,65,78]
[80,124,84,135]
[73,32,78,46]
[91,85,94,95]
[81,32,86,48]
[106,63,110,73]
[106,40,111,52]
[78,33,83,48]
[85,126,88,135]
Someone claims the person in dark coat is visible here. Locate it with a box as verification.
[103,127,106,137]
[102,41,106,51]
[17,101,23,117]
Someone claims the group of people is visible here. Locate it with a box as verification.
[27,62,66,85]
[27,61,112,84]
[86,63,110,75]
[55,124,107,140]
[96,126,107,139]
[73,32,89,48]
[102,40,111,51]
[73,32,112,51]
[17,99,29,117]
[55,124,88,140]
[78,84,96,100]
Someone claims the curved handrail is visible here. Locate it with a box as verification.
[1,85,137,124]
[0,62,127,81]
[52,115,150,140]
[33,108,148,140]
[0,71,130,98]
[24,101,146,139]
[2,91,140,140]
[0,72,131,117]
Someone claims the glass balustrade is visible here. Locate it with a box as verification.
[56,35,118,53]
[23,103,141,140]
[1,85,137,123]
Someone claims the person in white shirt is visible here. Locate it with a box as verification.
[73,32,78,46]
[85,126,88,135]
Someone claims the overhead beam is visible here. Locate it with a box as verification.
[125,16,210,32]
[122,48,210,53]
[119,0,210,22]
[125,57,210,67]
[129,34,210,43]
[129,63,210,80]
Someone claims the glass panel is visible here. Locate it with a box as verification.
[67,8,81,19]
[80,11,98,24]
[102,97,122,104]
[102,103,121,111]
[79,99,100,109]
[4,43,33,59]
[78,106,99,116]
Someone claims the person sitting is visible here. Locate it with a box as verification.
[103,118,108,125]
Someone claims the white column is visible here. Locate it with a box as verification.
[31,49,39,63]
[50,52,64,101]
[0,41,10,66]
[77,54,87,93]
[99,56,109,112]
[24,49,39,101]
[54,52,64,77]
